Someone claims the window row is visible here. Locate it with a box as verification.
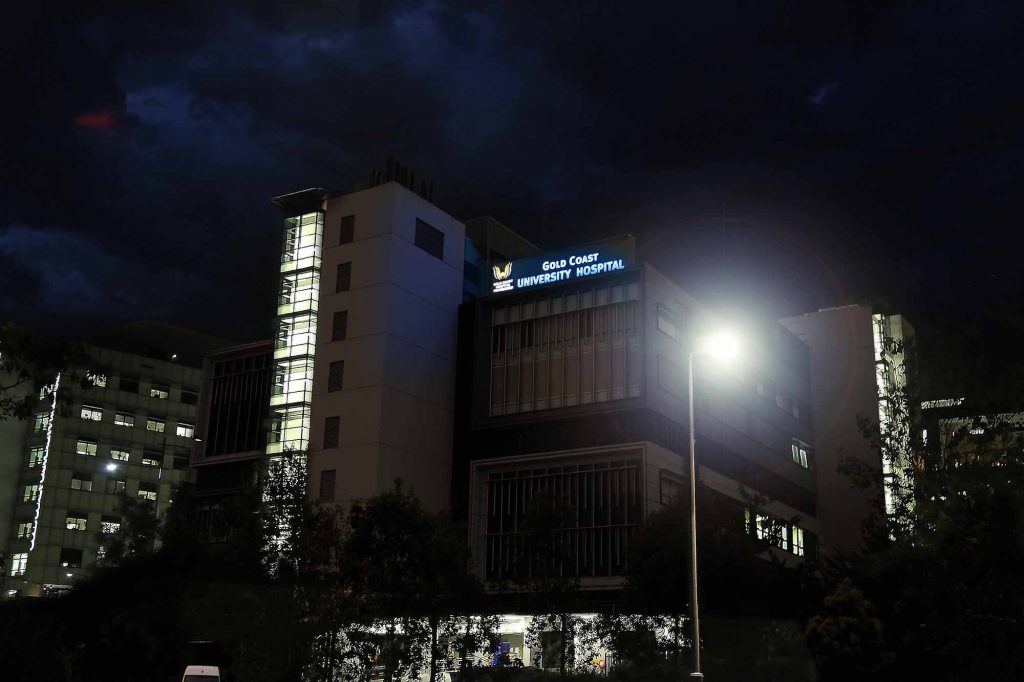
[334,215,440,261]
[66,474,159,500]
[84,372,198,404]
[491,301,641,356]
[70,440,189,469]
[76,405,194,437]
[22,478,152,503]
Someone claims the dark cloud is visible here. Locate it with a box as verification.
[1,0,1023,387]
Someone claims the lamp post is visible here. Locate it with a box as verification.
[686,332,739,680]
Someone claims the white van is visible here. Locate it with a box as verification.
[181,665,221,682]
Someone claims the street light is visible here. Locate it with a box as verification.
[687,331,740,680]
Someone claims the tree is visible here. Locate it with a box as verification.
[94,494,160,566]
[623,486,816,679]
[805,578,884,681]
[0,323,85,420]
[504,490,603,675]
[439,613,503,673]
[816,332,1024,679]
[336,479,476,682]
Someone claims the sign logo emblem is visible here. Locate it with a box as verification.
[492,262,512,281]
[491,262,514,292]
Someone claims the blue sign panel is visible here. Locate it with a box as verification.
[489,235,635,295]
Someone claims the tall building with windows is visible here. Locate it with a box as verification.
[779,305,917,556]
[266,180,467,511]
[0,323,225,599]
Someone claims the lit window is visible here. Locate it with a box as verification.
[65,515,88,531]
[137,485,157,502]
[76,440,98,457]
[71,475,92,492]
[142,451,162,467]
[114,412,134,427]
[105,478,126,494]
[23,484,40,502]
[10,553,28,577]
[175,422,194,438]
[791,441,809,469]
[100,516,121,534]
[146,418,165,433]
[149,384,170,400]
[33,412,50,433]
[81,404,103,421]
[792,526,805,557]
[87,372,107,387]
[16,521,33,538]
[28,446,45,468]
[755,513,789,551]
[39,384,55,400]
[110,449,130,462]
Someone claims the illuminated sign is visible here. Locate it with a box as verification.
[489,236,635,295]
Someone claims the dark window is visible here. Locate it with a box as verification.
[328,361,345,392]
[319,469,337,503]
[339,214,355,244]
[656,305,678,339]
[180,389,199,406]
[59,548,83,568]
[324,416,340,448]
[336,262,352,293]
[106,478,126,494]
[119,376,140,394]
[332,310,348,342]
[172,454,190,471]
[415,219,444,260]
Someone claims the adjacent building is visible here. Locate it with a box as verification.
[1,323,226,599]
[780,305,917,556]
[189,340,274,540]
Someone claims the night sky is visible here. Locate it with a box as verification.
[3,1,1022,397]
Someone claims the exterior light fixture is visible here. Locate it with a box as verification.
[105,463,117,472]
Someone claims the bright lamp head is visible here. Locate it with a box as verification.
[698,331,740,362]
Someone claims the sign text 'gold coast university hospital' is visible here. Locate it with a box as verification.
[490,235,636,295]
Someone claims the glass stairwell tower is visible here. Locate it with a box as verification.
[267,189,327,468]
